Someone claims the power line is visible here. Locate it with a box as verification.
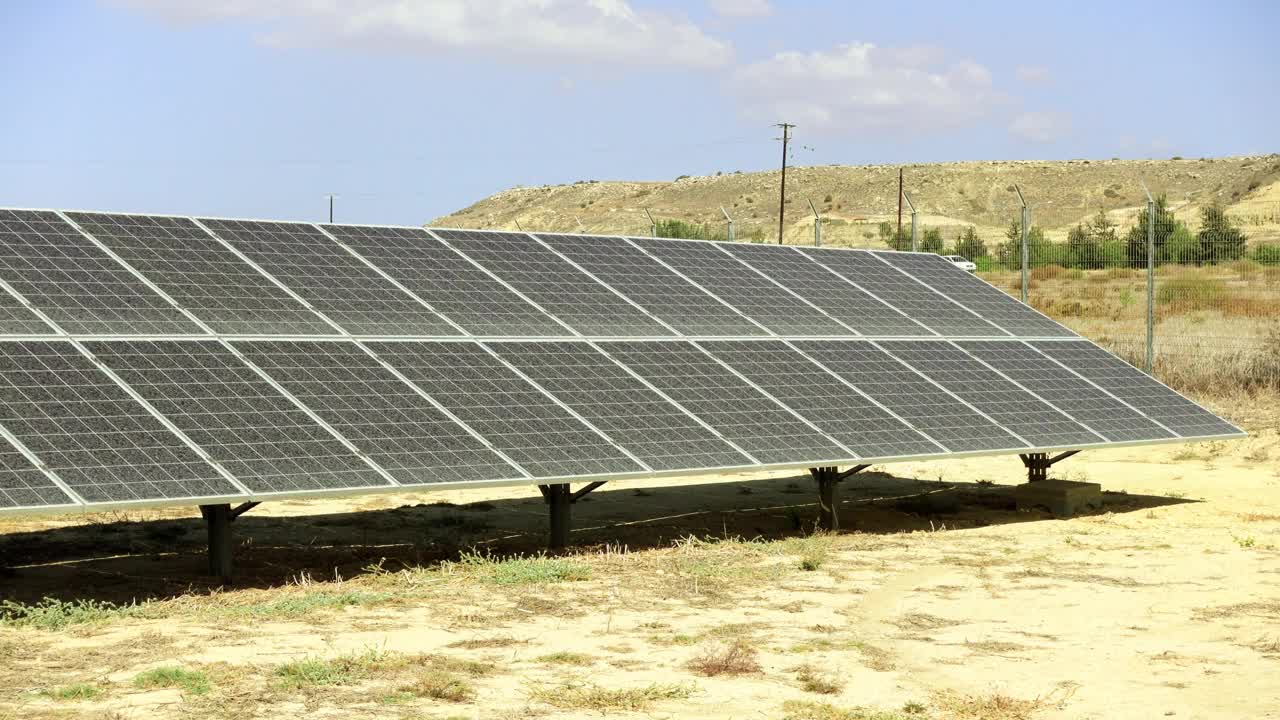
[775,122,794,244]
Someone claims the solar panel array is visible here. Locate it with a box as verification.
[0,208,1243,514]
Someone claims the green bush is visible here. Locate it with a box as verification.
[1252,244,1280,266]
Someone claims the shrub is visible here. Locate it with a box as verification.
[686,639,761,677]
[1156,275,1227,310]
[1253,244,1280,266]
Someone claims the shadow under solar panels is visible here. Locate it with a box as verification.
[1031,340,1243,439]
[88,339,391,495]
[537,233,766,337]
[202,219,460,337]
[490,341,752,471]
[602,341,850,465]
[0,210,199,335]
[435,230,672,337]
[702,340,943,460]
[0,340,240,504]
[957,341,1175,443]
[367,341,644,479]
[234,340,525,486]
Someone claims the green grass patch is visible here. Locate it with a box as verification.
[536,651,595,666]
[527,681,695,713]
[398,672,475,703]
[132,666,210,696]
[273,648,387,689]
[219,590,390,620]
[0,597,148,630]
[453,551,591,586]
[41,683,103,701]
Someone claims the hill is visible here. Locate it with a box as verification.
[432,155,1280,248]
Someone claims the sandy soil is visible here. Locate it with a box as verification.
[1,408,1277,720]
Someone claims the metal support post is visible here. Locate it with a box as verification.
[644,208,656,238]
[808,198,822,247]
[721,206,735,243]
[544,483,571,549]
[1143,183,1155,374]
[1015,185,1029,303]
[1019,450,1079,483]
[809,465,871,531]
[903,192,918,252]
[200,504,233,580]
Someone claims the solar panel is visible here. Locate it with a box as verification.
[87,339,391,495]
[875,252,1072,337]
[0,288,53,336]
[323,224,568,337]
[0,340,239,503]
[632,237,849,336]
[367,341,644,478]
[0,443,77,509]
[957,341,1174,442]
[491,341,751,471]
[233,339,524,485]
[66,213,335,336]
[1031,340,1242,438]
[536,233,766,336]
[603,341,849,464]
[723,244,929,336]
[876,340,1102,448]
[0,209,197,335]
[703,340,943,459]
[201,219,460,337]
[794,340,1027,453]
[802,248,1006,337]
[434,229,671,337]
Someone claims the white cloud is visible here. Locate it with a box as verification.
[1015,65,1051,85]
[116,0,732,69]
[728,42,1005,135]
[709,0,772,18]
[1009,111,1071,143]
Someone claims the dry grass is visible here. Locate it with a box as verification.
[929,690,1044,719]
[526,680,695,712]
[685,639,762,677]
[795,664,844,694]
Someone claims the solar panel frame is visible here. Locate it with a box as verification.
[200,219,461,337]
[0,432,80,510]
[65,212,338,336]
[0,209,199,336]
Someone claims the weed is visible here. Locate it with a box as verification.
[930,689,1042,720]
[41,683,102,701]
[0,597,146,630]
[273,648,387,689]
[780,700,920,720]
[686,639,761,677]
[453,551,591,585]
[221,590,389,620]
[398,672,475,702]
[796,664,843,694]
[536,651,595,666]
[447,636,522,650]
[527,681,695,712]
[1234,534,1257,548]
[132,666,210,696]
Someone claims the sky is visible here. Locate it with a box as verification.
[1,0,1276,225]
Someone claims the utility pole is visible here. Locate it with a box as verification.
[775,122,794,244]
[327,194,335,223]
[897,169,903,239]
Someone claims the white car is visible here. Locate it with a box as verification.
[942,254,976,272]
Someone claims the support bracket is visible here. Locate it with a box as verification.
[1019,450,1079,482]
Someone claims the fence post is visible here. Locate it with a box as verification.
[720,206,735,243]
[1143,183,1155,374]
[1015,185,1029,303]
[644,208,656,237]
[807,198,821,247]
[903,192,918,252]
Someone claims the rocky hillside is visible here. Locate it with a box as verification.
[432,155,1280,247]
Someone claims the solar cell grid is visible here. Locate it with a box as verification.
[0,340,239,504]
[434,229,670,337]
[958,341,1174,442]
[88,339,390,495]
[604,341,848,464]
[632,238,849,336]
[1032,340,1241,438]
[0,444,76,509]
[368,341,643,478]
[66,212,335,336]
[703,340,943,459]
[0,209,195,335]
[877,340,1101,448]
[202,219,459,337]
[323,225,567,337]
[724,244,928,336]
[491,341,751,471]
[234,339,523,485]
[876,252,1072,336]
[537,234,765,336]
[795,340,1027,453]
[802,249,1006,337]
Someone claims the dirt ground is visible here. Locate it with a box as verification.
[1,400,1277,720]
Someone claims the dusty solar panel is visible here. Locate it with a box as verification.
[67,213,336,336]
[876,252,1072,337]
[202,219,460,337]
[724,243,929,336]
[367,341,643,478]
[603,341,849,465]
[802,248,1006,337]
[877,340,1103,448]
[537,233,765,336]
[491,341,751,471]
[1031,340,1242,438]
[0,340,239,503]
[957,341,1174,443]
[703,340,943,459]
[435,229,671,337]
[632,237,849,336]
[0,209,197,335]
[0,443,77,509]
[88,339,390,495]
[234,339,524,485]
[795,340,1027,453]
[324,225,568,337]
